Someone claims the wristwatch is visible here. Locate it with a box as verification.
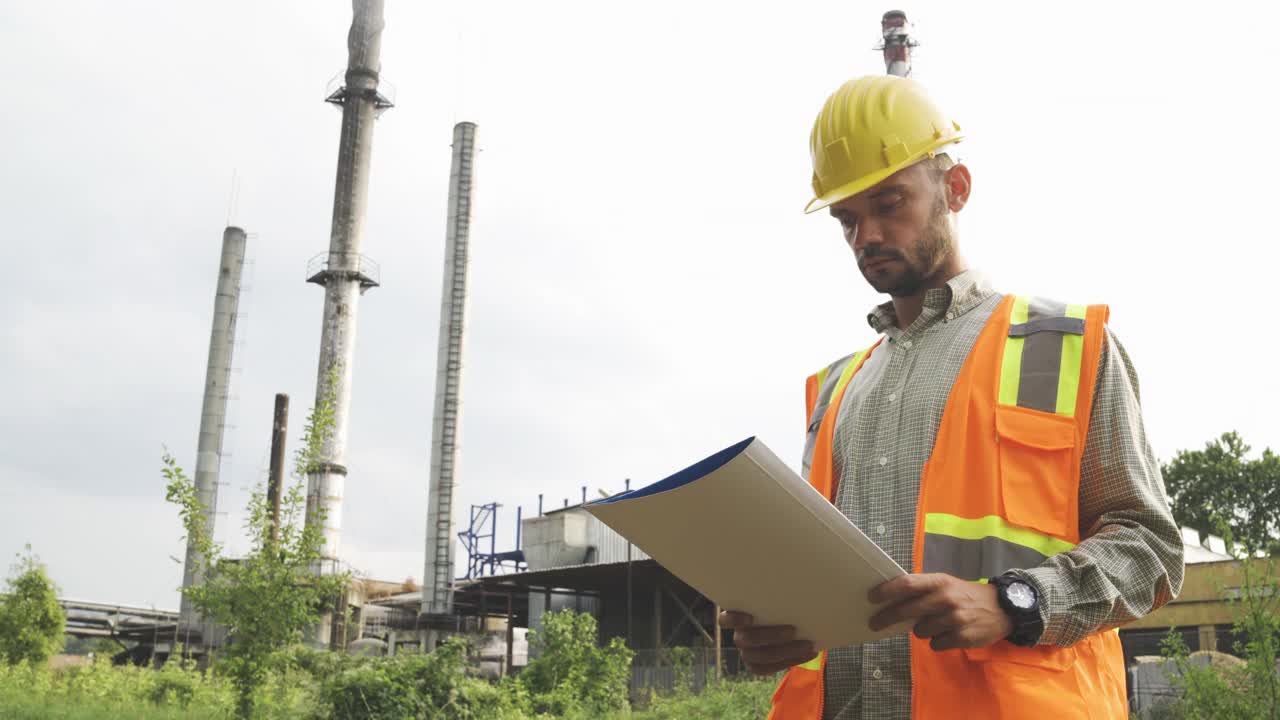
[989,572,1044,647]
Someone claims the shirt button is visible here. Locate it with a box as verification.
[873,668,883,680]
[879,456,888,466]
[876,524,886,535]
[902,340,913,349]
[888,393,897,402]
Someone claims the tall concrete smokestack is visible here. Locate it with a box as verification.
[179,225,247,639]
[422,122,478,627]
[878,10,917,77]
[304,0,390,631]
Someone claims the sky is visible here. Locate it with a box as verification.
[2,1,1277,611]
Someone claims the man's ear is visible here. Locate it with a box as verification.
[944,163,972,212]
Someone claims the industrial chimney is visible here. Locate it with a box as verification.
[878,10,917,77]
[421,122,479,633]
[303,0,391,646]
[179,225,247,642]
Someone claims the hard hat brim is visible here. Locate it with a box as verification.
[803,135,964,215]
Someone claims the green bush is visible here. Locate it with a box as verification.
[637,676,777,720]
[0,655,237,718]
[0,546,66,667]
[1157,551,1280,719]
[315,637,528,719]
[0,611,774,719]
[666,646,695,697]
[519,610,634,717]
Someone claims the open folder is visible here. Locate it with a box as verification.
[585,437,910,651]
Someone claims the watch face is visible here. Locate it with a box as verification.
[1007,582,1036,610]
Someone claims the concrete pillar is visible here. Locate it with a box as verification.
[1198,624,1218,652]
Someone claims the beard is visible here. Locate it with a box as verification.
[863,194,955,297]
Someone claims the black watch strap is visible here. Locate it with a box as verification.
[990,573,1044,647]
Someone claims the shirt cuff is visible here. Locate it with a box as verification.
[1008,567,1067,647]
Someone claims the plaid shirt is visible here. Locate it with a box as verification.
[813,270,1184,720]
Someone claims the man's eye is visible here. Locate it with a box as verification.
[876,200,903,214]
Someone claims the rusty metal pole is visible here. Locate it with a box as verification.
[505,592,514,677]
[653,585,662,663]
[714,603,722,683]
[626,541,633,648]
[267,393,289,545]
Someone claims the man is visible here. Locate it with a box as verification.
[719,75,1184,719]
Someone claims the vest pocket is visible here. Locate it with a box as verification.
[994,406,1076,540]
[964,641,1079,672]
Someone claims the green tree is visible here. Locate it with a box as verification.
[1163,432,1280,554]
[164,372,349,719]
[0,545,66,666]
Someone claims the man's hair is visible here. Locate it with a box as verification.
[921,153,955,183]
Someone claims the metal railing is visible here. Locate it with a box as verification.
[305,252,381,288]
[323,71,396,114]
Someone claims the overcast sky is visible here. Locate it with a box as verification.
[3,1,1277,611]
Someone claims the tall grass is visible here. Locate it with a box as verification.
[0,652,777,719]
[0,656,313,720]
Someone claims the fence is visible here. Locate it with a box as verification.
[629,647,748,697]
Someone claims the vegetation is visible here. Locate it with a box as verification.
[1156,521,1280,719]
[0,609,775,718]
[1164,431,1280,555]
[635,675,777,719]
[518,607,633,716]
[164,370,349,718]
[1152,432,1280,718]
[0,545,66,667]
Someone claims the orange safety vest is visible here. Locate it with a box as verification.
[771,295,1128,719]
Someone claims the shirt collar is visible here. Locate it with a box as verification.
[866,269,994,334]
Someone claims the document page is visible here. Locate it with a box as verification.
[586,437,911,651]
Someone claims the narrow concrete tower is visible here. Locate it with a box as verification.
[421,122,478,631]
[303,0,391,635]
[179,226,247,640]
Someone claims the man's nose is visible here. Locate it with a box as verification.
[851,218,885,253]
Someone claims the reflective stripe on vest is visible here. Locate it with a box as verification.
[998,297,1088,416]
[803,350,869,483]
[921,512,1077,582]
[806,351,865,429]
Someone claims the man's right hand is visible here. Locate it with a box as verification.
[718,610,816,676]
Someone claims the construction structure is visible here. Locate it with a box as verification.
[177,225,247,644]
[421,121,479,638]
[303,0,391,647]
[877,10,917,77]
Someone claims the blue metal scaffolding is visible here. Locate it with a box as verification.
[457,503,526,579]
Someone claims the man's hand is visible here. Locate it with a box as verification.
[867,573,1014,651]
[718,610,816,675]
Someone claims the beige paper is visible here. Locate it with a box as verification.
[586,438,911,651]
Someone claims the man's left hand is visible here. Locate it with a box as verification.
[867,573,1014,651]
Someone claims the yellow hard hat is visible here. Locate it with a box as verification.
[805,75,964,214]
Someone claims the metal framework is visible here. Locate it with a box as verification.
[457,503,526,579]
